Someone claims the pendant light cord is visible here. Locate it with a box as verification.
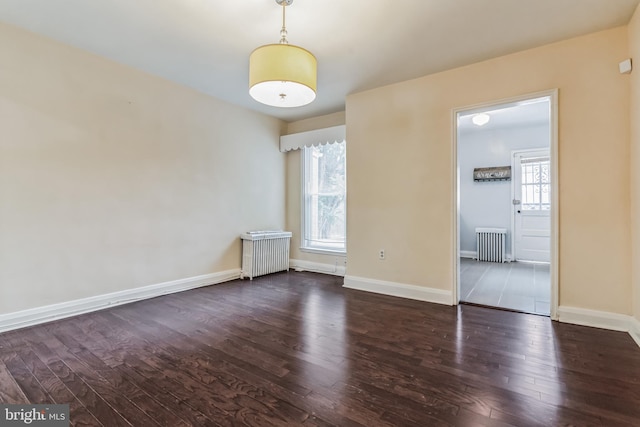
[279,1,288,44]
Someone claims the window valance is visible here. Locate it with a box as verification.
[279,125,345,152]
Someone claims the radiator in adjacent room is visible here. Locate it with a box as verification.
[240,231,292,280]
[475,227,507,263]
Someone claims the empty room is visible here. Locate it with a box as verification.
[1,0,640,426]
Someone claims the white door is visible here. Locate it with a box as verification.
[513,150,550,262]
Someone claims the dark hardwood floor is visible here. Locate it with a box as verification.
[1,271,640,426]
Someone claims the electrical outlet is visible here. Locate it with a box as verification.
[379,249,385,260]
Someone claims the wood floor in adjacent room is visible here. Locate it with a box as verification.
[1,272,640,426]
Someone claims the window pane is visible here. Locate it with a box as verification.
[521,158,550,211]
[303,142,346,251]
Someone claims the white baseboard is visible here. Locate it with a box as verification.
[343,275,452,306]
[557,306,631,332]
[290,259,346,277]
[557,306,640,349]
[630,317,640,348]
[0,269,241,333]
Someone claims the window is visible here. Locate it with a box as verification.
[302,142,346,253]
[521,156,550,211]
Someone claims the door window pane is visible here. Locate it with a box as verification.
[521,157,550,211]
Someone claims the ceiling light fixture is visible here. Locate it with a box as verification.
[472,113,491,126]
[249,0,317,108]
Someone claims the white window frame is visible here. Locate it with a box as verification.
[301,143,347,255]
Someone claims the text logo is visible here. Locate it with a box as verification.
[0,405,69,426]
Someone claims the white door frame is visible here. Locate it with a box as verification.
[451,89,559,320]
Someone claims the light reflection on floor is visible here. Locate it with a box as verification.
[455,304,562,423]
[301,287,348,397]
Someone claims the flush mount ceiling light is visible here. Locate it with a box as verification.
[249,0,317,108]
[472,113,491,126]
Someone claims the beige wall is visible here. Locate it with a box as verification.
[3,17,635,320]
[0,23,286,314]
[630,5,640,321]
[347,27,631,314]
[284,112,347,268]
[286,111,346,135]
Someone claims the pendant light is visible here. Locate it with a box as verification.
[249,0,317,108]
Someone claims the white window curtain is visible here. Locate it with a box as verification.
[279,125,345,152]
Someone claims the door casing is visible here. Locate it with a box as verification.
[451,89,559,320]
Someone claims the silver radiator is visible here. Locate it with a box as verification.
[475,227,507,263]
[240,231,292,280]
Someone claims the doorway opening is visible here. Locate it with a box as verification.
[454,92,557,317]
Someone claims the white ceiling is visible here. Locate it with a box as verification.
[458,97,551,133]
[0,0,638,122]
